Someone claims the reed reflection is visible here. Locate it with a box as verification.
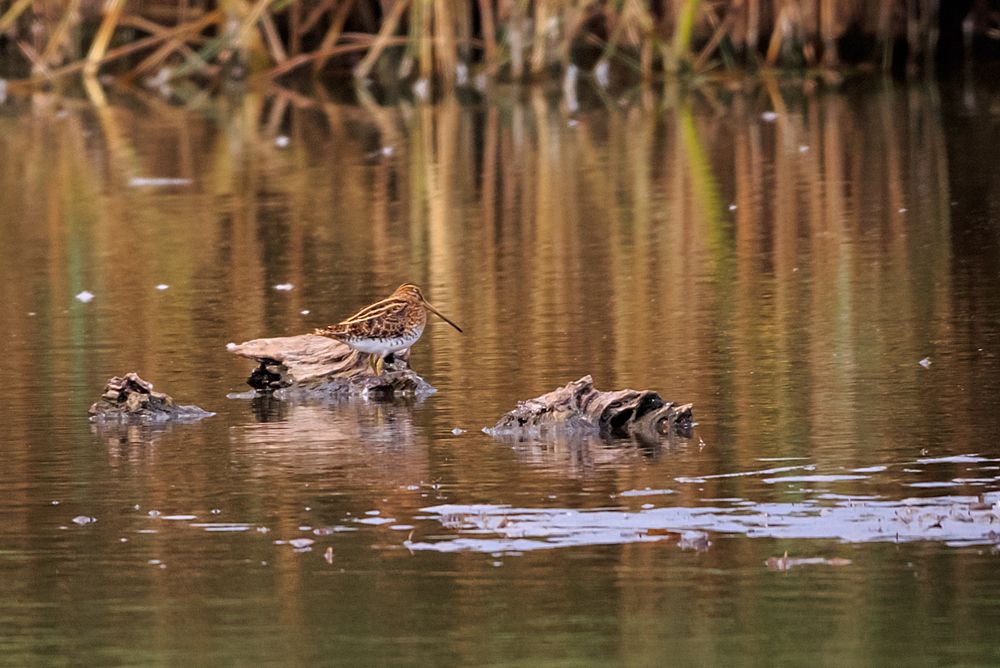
[0,78,992,485]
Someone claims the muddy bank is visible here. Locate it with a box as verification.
[227,334,434,399]
[89,373,214,422]
[486,376,693,442]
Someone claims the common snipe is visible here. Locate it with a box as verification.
[314,283,462,375]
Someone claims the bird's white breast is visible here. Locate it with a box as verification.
[348,325,424,356]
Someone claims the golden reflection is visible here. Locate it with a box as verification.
[0,78,968,474]
[0,75,997,667]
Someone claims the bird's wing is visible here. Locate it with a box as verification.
[338,297,409,325]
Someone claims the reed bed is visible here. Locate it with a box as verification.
[0,1,995,90]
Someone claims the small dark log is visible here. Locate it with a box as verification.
[89,372,214,422]
[486,375,693,442]
[227,334,433,398]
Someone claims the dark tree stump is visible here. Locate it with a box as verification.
[486,375,693,442]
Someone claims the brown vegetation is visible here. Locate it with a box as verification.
[0,1,997,90]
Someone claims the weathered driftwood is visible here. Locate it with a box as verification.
[486,376,694,442]
[89,373,214,422]
[227,334,434,398]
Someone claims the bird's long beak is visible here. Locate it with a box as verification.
[423,300,463,333]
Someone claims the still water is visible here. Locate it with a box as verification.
[1,75,1000,665]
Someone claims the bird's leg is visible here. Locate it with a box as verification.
[367,354,379,375]
[374,355,385,376]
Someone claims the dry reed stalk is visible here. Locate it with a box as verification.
[84,0,128,77]
[478,0,498,74]
[40,0,82,67]
[136,10,225,80]
[671,0,702,70]
[289,0,301,56]
[235,0,281,51]
[16,40,50,77]
[354,0,410,80]
[314,0,355,72]
[271,38,409,77]
[820,0,838,66]
[119,13,204,73]
[694,3,739,71]
[434,0,457,86]
[417,0,433,82]
[300,0,336,35]
[260,9,288,62]
[529,0,550,75]
[0,0,32,32]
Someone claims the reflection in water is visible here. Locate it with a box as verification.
[1,77,1000,665]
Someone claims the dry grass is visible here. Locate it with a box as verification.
[0,1,995,90]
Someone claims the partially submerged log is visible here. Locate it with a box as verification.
[227,334,434,398]
[486,376,693,442]
[89,373,214,422]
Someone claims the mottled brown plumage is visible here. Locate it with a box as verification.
[314,283,461,374]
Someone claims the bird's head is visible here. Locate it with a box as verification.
[394,283,462,333]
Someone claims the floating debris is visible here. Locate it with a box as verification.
[451,427,466,435]
[486,375,693,442]
[762,474,869,484]
[761,111,779,122]
[798,145,811,153]
[594,60,611,88]
[676,464,815,484]
[324,547,334,563]
[300,309,310,315]
[88,372,214,423]
[274,283,294,291]
[381,146,394,157]
[616,488,676,498]
[274,135,290,148]
[408,492,1000,553]
[72,515,97,525]
[155,284,170,291]
[289,538,315,550]
[75,291,95,303]
[728,203,738,211]
[412,78,430,101]
[128,177,193,187]
[766,552,853,571]
[355,516,395,526]
[919,357,932,368]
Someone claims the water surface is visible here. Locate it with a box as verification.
[1,76,1000,665]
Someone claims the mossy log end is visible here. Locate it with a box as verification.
[227,334,433,399]
[89,372,214,422]
[486,376,694,442]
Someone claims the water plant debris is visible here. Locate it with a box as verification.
[485,375,693,442]
[88,373,214,423]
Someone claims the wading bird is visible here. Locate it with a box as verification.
[315,283,462,375]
